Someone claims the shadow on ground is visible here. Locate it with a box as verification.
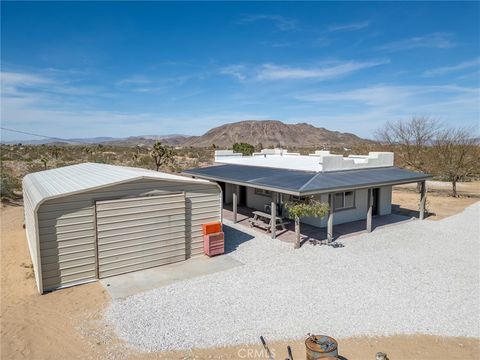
[392,203,435,218]
[223,224,255,254]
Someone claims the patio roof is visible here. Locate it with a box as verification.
[183,164,431,196]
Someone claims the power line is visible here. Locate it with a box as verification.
[1,127,90,145]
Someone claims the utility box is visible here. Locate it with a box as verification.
[202,221,222,235]
[203,232,225,256]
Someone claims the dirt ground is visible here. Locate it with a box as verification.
[392,181,480,220]
[1,182,479,360]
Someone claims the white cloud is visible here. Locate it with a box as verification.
[256,59,390,81]
[423,58,480,77]
[1,71,53,96]
[327,21,369,32]
[290,84,479,137]
[116,75,152,86]
[296,84,478,105]
[237,14,296,31]
[378,33,454,52]
[219,65,247,81]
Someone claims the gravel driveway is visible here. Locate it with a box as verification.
[106,203,480,351]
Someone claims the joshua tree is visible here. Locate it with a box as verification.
[50,145,61,160]
[285,198,329,249]
[150,141,174,171]
[40,157,48,170]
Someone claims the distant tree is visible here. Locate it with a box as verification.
[83,146,98,162]
[211,144,217,150]
[285,198,329,249]
[150,141,174,171]
[375,116,440,173]
[50,145,61,160]
[255,143,264,152]
[232,142,255,156]
[40,157,48,170]
[431,127,479,197]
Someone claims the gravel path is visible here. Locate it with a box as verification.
[106,203,480,351]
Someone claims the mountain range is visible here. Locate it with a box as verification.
[4,120,370,147]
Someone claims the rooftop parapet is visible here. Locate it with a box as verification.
[214,148,394,172]
[214,150,243,162]
[321,151,394,171]
[253,148,300,156]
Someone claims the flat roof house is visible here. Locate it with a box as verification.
[23,163,221,294]
[184,149,431,241]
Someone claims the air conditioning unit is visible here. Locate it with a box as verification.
[264,204,282,215]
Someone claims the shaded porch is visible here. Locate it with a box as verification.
[223,204,413,245]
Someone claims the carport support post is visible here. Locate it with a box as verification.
[367,188,373,233]
[327,193,333,243]
[419,180,426,220]
[271,192,277,239]
[232,185,238,223]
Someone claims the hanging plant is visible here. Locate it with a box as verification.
[285,197,329,249]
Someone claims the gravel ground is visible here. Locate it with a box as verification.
[106,203,480,352]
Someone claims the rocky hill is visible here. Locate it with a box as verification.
[181,120,367,148]
[3,120,370,148]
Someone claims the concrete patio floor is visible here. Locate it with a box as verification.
[223,204,413,244]
[101,255,243,299]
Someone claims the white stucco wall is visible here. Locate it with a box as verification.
[297,186,392,227]
[246,187,271,211]
[378,186,392,215]
[299,190,369,227]
[226,183,393,227]
[224,183,236,204]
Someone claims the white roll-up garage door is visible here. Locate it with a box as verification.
[95,193,186,278]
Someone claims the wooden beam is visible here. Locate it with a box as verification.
[419,181,426,220]
[232,185,238,223]
[271,192,276,239]
[327,193,333,243]
[367,188,373,232]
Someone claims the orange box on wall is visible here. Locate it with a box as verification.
[202,221,222,235]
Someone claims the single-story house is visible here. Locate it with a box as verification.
[183,149,431,239]
[23,163,221,294]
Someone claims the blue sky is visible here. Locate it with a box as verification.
[1,1,479,141]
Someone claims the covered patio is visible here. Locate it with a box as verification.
[184,164,431,245]
[222,203,413,245]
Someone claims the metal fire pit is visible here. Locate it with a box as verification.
[305,334,339,359]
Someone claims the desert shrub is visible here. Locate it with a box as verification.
[0,166,21,200]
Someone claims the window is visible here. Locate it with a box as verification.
[290,195,307,202]
[333,191,355,211]
[254,188,271,197]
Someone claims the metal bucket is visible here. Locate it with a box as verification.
[305,335,339,359]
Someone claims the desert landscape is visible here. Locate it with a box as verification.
[2,2,479,359]
[1,181,478,360]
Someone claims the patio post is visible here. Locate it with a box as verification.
[327,193,333,243]
[232,185,238,223]
[367,188,373,232]
[419,180,426,220]
[271,191,276,239]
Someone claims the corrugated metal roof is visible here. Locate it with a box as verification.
[183,164,431,195]
[23,162,210,210]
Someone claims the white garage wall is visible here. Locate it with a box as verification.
[36,179,220,292]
